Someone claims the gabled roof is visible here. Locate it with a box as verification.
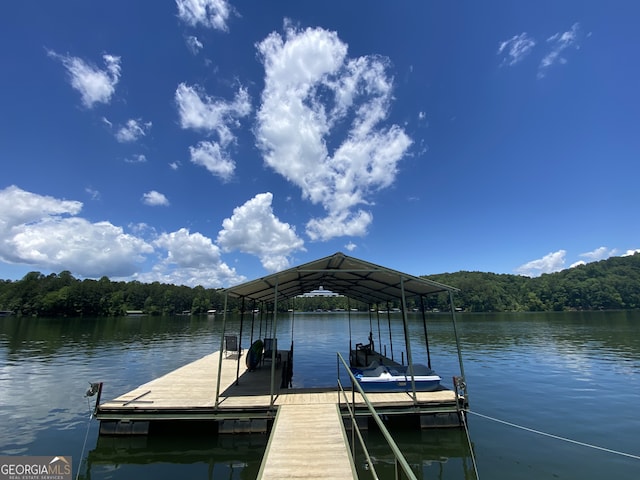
[223,252,457,305]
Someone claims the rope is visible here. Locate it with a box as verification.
[75,397,94,480]
[466,409,640,461]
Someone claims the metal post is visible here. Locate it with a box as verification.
[93,382,104,415]
[348,299,353,358]
[269,279,279,407]
[386,302,394,361]
[375,306,382,355]
[420,295,432,369]
[214,293,229,409]
[235,296,245,385]
[351,379,356,464]
[449,291,468,401]
[400,277,418,404]
[367,302,373,351]
[249,299,256,344]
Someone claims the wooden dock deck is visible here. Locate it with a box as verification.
[96,350,462,476]
[258,403,356,480]
[97,350,459,418]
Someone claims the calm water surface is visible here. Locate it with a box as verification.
[0,311,638,479]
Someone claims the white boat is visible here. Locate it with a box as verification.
[351,361,441,392]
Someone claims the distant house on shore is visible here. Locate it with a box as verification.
[298,286,342,297]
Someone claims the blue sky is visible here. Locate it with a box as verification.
[1,1,639,288]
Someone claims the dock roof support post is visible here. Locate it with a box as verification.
[235,296,245,386]
[249,298,256,344]
[419,295,432,369]
[386,303,394,362]
[374,305,382,354]
[214,291,230,409]
[348,300,352,353]
[400,276,418,404]
[269,278,279,408]
[449,290,468,401]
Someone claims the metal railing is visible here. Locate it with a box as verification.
[336,352,418,480]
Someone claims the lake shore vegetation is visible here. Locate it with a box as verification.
[0,253,638,316]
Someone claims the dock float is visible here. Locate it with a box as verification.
[258,403,356,480]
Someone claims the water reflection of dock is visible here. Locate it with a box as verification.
[359,428,477,479]
[83,432,267,480]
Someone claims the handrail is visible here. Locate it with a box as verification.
[336,352,418,480]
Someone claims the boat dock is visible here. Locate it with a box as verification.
[95,253,472,478]
[96,349,461,424]
[95,349,463,476]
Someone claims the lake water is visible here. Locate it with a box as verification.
[1,311,638,479]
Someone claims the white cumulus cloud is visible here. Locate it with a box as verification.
[217,192,305,272]
[189,141,234,181]
[0,186,246,287]
[176,83,251,140]
[344,242,357,252]
[47,50,121,108]
[115,119,152,143]
[0,185,82,230]
[255,25,412,241]
[176,0,231,31]
[0,186,153,277]
[306,210,372,241]
[579,246,616,262]
[137,228,244,287]
[497,32,536,66]
[515,250,566,277]
[142,191,170,206]
[175,83,251,179]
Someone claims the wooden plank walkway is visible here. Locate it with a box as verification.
[96,350,462,478]
[97,350,457,415]
[99,352,223,409]
[258,403,356,480]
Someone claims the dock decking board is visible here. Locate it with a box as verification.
[257,403,356,480]
[97,351,462,478]
[96,351,461,477]
[98,350,458,416]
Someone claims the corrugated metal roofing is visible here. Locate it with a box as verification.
[223,252,457,305]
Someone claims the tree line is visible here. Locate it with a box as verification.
[0,253,638,316]
[0,272,228,317]
[424,252,640,312]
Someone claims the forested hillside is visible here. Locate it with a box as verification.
[426,253,640,312]
[0,272,229,317]
[0,253,638,316]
